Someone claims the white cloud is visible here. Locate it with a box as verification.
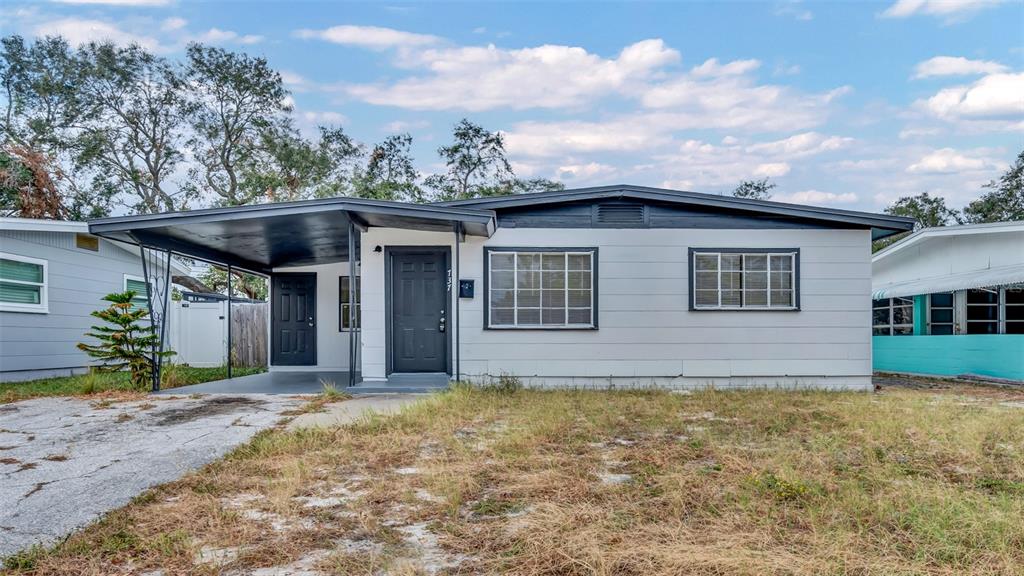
[754,162,791,177]
[299,110,348,125]
[346,39,680,111]
[775,190,859,204]
[295,25,441,49]
[556,162,618,181]
[913,56,1008,78]
[745,132,854,157]
[775,1,813,20]
[690,57,761,77]
[161,17,187,31]
[907,147,1001,173]
[918,72,1024,123]
[505,118,672,157]
[32,17,162,51]
[881,0,1004,21]
[773,62,802,76]
[50,0,171,5]
[197,28,263,45]
[898,126,942,139]
[383,119,430,133]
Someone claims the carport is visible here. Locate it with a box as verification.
[89,197,495,392]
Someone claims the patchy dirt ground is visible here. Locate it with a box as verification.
[9,381,1024,575]
[0,394,304,557]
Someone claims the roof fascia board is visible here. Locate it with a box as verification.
[873,221,1024,263]
[0,218,89,233]
[438,186,914,231]
[89,199,494,234]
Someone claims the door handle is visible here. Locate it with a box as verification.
[439,309,446,333]
[308,316,315,327]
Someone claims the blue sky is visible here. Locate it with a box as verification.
[2,0,1022,212]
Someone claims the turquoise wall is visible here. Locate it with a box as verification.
[873,335,1024,381]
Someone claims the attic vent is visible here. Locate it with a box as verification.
[596,203,645,225]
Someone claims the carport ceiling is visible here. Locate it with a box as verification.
[89,198,495,272]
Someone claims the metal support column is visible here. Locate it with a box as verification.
[227,264,233,379]
[347,219,358,387]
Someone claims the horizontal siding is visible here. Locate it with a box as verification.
[0,231,144,373]
[358,227,873,381]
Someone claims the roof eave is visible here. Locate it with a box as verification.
[436,185,915,233]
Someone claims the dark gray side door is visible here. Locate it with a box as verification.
[390,249,448,373]
[271,273,317,366]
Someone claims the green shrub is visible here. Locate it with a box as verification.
[77,291,173,390]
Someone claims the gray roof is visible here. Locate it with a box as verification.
[435,184,915,235]
[87,185,915,271]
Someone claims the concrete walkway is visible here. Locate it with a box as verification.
[287,394,424,430]
[0,394,303,558]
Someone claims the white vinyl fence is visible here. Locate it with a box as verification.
[167,300,268,368]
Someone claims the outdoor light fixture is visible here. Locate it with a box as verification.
[374,245,383,252]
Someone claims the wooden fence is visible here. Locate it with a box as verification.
[230,302,268,368]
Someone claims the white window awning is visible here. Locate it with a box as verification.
[872,264,1024,299]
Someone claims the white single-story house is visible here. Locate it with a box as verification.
[87,185,914,391]
[872,221,1024,382]
[0,218,190,382]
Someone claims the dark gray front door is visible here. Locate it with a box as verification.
[271,273,316,366]
[391,249,448,373]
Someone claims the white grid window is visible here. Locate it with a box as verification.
[0,253,48,313]
[873,297,914,336]
[488,250,594,328]
[693,251,797,310]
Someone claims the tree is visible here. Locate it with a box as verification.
[76,42,194,214]
[355,133,423,202]
[963,150,1024,223]
[185,43,290,206]
[240,123,362,203]
[475,177,564,198]
[77,291,173,390]
[732,178,775,200]
[1,35,110,218]
[884,192,962,229]
[425,119,514,201]
[199,266,268,300]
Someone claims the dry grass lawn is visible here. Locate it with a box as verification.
[6,381,1024,575]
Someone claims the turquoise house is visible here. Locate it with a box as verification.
[871,221,1024,382]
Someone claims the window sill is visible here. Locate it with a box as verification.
[485,325,598,330]
[690,306,800,312]
[0,305,49,314]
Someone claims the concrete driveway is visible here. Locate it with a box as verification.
[0,394,304,558]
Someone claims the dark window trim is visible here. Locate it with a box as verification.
[483,246,599,330]
[687,247,801,311]
[338,275,361,332]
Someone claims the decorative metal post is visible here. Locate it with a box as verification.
[139,247,173,392]
[227,264,233,379]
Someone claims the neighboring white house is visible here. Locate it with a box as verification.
[0,218,191,382]
[871,221,1024,381]
[88,186,915,391]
